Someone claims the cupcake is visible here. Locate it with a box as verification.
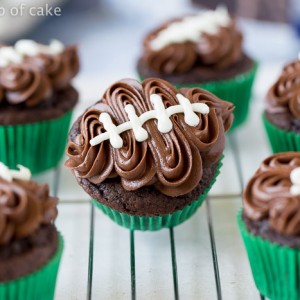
[0,163,63,300]
[263,58,300,152]
[0,39,79,174]
[137,6,257,130]
[238,152,300,300]
[65,78,234,230]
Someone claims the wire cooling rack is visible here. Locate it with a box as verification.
[46,132,265,300]
[85,133,263,300]
[36,65,280,299]
[44,133,265,300]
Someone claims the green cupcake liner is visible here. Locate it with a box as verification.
[93,157,223,231]
[0,111,73,174]
[139,63,257,131]
[262,113,300,153]
[237,210,300,300]
[0,232,64,300]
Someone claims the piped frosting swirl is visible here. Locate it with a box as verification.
[25,45,79,90]
[266,59,300,119]
[0,65,52,107]
[141,7,242,74]
[0,164,58,246]
[243,152,300,236]
[66,78,234,197]
[0,40,79,107]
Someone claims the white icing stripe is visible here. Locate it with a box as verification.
[290,167,300,196]
[124,105,149,142]
[90,93,210,149]
[0,39,64,67]
[150,94,173,133]
[0,47,23,67]
[176,93,201,126]
[0,163,31,182]
[15,39,64,56]
[150,6,230,51]
[99,113,124,149]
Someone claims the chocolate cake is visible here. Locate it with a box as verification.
[65,77,234,219]
[0,39,79,125]
[0,164,59,282]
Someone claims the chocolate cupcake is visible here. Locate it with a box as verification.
[263,58,300,152]
[137,6,257,130]
[65,78,234,230]
[0,39,79,174]
[0,163,63,300]
[238,152,300,300]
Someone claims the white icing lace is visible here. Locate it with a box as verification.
[0,39,64,67]
[150,6,230,51]
[90,93,209,149]
[0,163,31,182]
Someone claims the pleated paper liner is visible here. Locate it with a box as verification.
[237,210,300,300]
[0,110,73,175]
[0,233,64,300]
[139,63,257,131]
[93,157,223,231]
[262,113,300,153]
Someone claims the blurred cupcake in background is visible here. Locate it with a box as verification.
[238,152,300,300]
[263,58,300,152]
[65,77,234,231]
[0,39,79,174]
[137,6,257,130]
[0,163,63,300]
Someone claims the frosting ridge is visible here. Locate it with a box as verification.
[243,152,300,236]
[0,178,58,246]
[266,59,300,118]
[25,45,79,90]
[0,65,52,107]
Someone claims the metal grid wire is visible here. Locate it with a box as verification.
[55,132,265,300]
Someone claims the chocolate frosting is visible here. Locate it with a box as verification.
[0,44,79,107]
[0,65,52,107]
[266,59,300,118]
[243,152,300,236]
[66,78,234,197]
[25,46,80,91]
[0,179,58,246]
[142,18,242,74]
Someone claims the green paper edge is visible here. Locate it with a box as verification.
[0,232,64,300]
[262,113,300,153]
[0,111,73,175]
[139,63,258,131]
[93,157,223,231]
[237,210,300,300]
